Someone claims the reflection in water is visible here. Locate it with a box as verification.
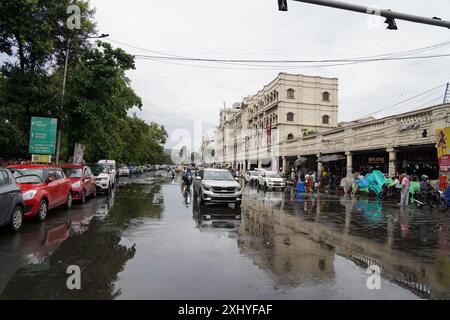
[0,183,163,299]
[239,190,450,299]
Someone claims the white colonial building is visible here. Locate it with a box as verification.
[204,72,449,180]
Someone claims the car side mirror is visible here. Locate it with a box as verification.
[196,176,202,181]
[47,176,55,183]
[235,177,239,181]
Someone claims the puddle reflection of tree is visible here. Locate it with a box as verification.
[0,184,164,299]
[108,184,164,227]
[0,219,136,299]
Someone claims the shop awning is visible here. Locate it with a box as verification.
[318,154,346,163]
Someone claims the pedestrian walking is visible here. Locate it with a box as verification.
[400,173,410,207]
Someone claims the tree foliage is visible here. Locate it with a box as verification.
[0,0,167,164]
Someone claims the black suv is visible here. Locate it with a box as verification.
[0,167,24,232]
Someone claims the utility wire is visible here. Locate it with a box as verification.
[355,83,447,119]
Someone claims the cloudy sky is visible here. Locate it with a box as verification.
[91,0,450,151]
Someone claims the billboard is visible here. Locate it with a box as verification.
[436,128,450,172]
[73,143,85,164]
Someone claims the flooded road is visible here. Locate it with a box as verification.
[1,173,449,299]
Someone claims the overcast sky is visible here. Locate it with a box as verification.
[91,0,450,151]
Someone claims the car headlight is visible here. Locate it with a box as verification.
[23,190,37,200]
[202,184,211,191]
[72,181,81,188]
[236,187,242,192]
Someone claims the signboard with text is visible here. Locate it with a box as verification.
[31,154,52,163]
[29,117,58,155]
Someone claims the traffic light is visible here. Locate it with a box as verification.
[278,0,288,11]
[384,17,398,30]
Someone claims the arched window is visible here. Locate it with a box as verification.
[287,88,295,99]
[287,134,294,140]
[287,112,294,122]
[322,115,330,124]
[322,91,330,101]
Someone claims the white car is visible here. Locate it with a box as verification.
[118,166,130,177]
[244,170,260,185]
[92,164,115,194]
[257,171,285,191]
[98,160,117,180]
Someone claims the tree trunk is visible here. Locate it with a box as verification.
[14,33,25,73]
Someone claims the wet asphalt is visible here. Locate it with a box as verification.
[0,171,449,300]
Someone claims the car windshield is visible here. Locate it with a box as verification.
[266,172,281,178]
[12,169,44,184]
[204,171,234,181]
[63,168,82,178]
[92,164,109,175]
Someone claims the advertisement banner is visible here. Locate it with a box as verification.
[437,128,450,172]
[73,143,85,164]
[31,154,52,163]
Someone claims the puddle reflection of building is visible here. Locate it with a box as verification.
[240,195,450,299]
[239,198,335,287]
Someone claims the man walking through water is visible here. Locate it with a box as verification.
[400,172,410,207]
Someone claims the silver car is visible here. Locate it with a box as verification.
[193,169,242,206]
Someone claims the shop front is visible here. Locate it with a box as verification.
[396,145,438,179]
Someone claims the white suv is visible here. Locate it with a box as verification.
[244,170,260,185]
[92,163,116,194]
[257,171,285,191]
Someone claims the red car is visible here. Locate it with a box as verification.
[8,164,73,221]
[60,164,96,203]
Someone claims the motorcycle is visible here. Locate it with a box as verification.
[415,187,448,211]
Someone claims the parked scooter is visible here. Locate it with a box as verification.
[415,187,448,211]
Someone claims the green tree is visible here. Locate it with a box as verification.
[0,1,168,164]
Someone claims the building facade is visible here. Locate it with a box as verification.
[204,72,449,180]
[209,73,339,171]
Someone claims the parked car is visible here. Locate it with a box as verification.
[244,170,260,185]
[193,169,242,207]
[8,165,73,221]
[257,171,285,191]
[128,165,138,175]
[91,163,115,195]
[0,167,24,232]
[118,166,130,177]
[98,160,117,180]
[60,164,96,203]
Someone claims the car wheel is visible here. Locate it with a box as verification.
[9,205,24,232]
[92,187,97,198]
[105,184,110,195]
[81,189,87,204]
[37,199,48,221]
[65,192,73,209]
[264,183,268,191]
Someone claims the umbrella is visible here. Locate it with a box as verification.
[294,157,308,167]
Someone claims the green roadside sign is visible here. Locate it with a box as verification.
[29,117,58,155]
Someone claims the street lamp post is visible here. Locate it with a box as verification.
[279,0,450,30]
[55,33,109,164]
